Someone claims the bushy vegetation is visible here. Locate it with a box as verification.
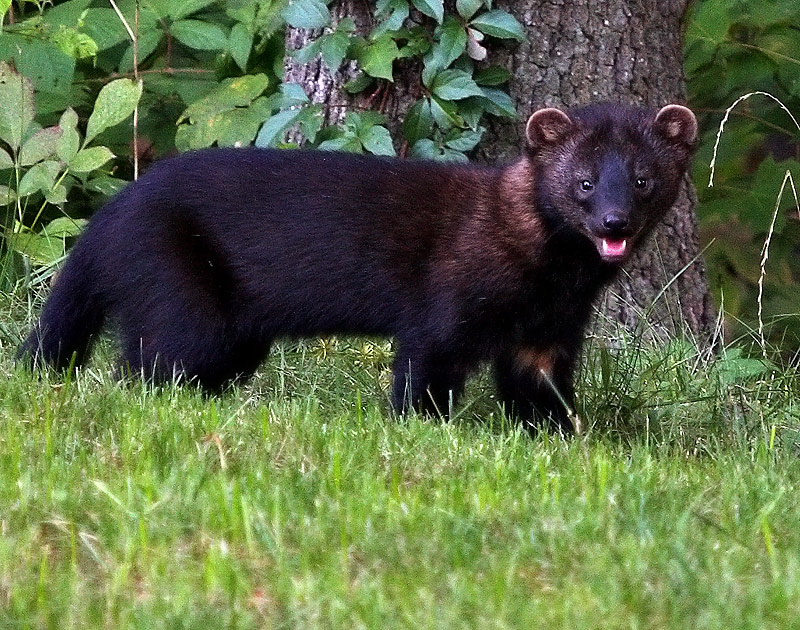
[685,0,800,351]
[0,0,523,283]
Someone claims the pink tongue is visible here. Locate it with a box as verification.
[602,238,627,257]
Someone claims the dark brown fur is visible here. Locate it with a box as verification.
[20,103,697,432]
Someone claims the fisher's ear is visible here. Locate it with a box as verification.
[525,108,574,150]
[653,104,698,148]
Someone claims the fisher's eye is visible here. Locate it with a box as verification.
[635,177,649,189]
[579,179,594,192]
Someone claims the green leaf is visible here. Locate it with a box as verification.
[411,137,469,162]
[177,93,271,151]
[257,104,323,147]
[41,216,85,238]
[56,109,80,163]
[0,185,16,205]
[421,54,441,88]
[714,348,773,385]
[0,148,13,170]
[373,0,409,37]
[470,10,525,41]
[229,22,253,71]
[338,17,358,32]
[225,1,257,28]
[321,27,352,70]
[255,109,303,147]
[409,138,440,159]
[167,0,218,19]
[440,147,470,162]
[41,1,95,28]
[171,20,229,51]
[50,27,99,60]
[17,161,61,198]
[0,62,35,151]
[8,217,85,264]
[84,79,143,146]
[69,147,115,173]
[0,0,12,25]
[178,75,269,122]
[456,98,483,130]
[0,35,76,95]
[434,16,468,68]
[79,8,129,51]
[85,176,128,197]
[174,125,200,153]
[296,106,324,143]
[283,0,331,29]
[411,0,444,23]
[344,72,374,94]
[359,125,396,156]
[214,105,272,147]
[429,96,463,129]
[293,38,323,64]
[430,69,484,100]
[473,87,517,118]
[7,231,67,266]
[119,30,163,73]
[740,157,800,232]
[473,66,511,86]
[402,98,435,145]
[456,0,483,20]
[356,34,400,81]
[398,25,433,58]
[59,107,79,130]
[318,134,364,153]
[346,111,387,132]
[45,184,68,206]
[19,127,63,167]
[279,82,312,106]
[781,63,800,99]
[376,0,392,13]
[685,1,731,44]
[444,127,483,151]
[376,0,407,18]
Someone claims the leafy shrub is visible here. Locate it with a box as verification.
[0,0,525,286]
[685,0,800,351]
[260,0,523,159]
[0,0,289,283]
[0,62,140,285]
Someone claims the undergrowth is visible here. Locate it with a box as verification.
[2,289,800,628]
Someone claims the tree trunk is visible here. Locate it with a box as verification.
[485,0,715,340]
[284,1,365,132]
[284,1,419,148]
[284,0,716,341]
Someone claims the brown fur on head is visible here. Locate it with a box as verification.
[526,108,573,148]
[526,104,697,153]
[521,103,697,264]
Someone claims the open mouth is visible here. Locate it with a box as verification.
[602,238,627,258]
[593,237,629,262]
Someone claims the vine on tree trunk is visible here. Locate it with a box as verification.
[267,0,524,159]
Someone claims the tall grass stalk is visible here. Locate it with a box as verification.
[706,90,800,357]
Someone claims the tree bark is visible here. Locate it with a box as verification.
[284,1,419,148]
[284,1,366,132]
[284,0,716,341]
[484,0,715,340]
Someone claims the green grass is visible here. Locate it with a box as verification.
[2,305,800,628]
